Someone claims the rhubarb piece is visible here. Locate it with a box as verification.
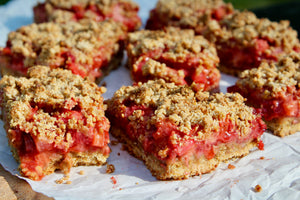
[228,53,300,137]
[126,28,220,92]
[203,11,300,76]
[33,0,141,32]
[146,0,233,34]
[0,66,110,180]
[0,20,125,82]
[106,79,266,180]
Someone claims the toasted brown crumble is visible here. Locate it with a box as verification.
[254,184,262,192]
[147,0,233,29]
[45,0,138,10]
[127,28,218,65]
[108,79,258,141]
[111,140,119,146]
[55,175,70,184]
[106,164,115,174]
[204,11,300,51]
[236,53,300,98]
[35,0,141,31]
[3,20,125,80]
[0,66,107,147]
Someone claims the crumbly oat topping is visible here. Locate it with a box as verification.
[127,28,218,60]
[0,66,107,149]
[41,0,140,30]
[47,0,138,10]
[205,11,300,50]
[135,57,185,85]
[236,53,300,97]
[7,20,124,71]
[108,79,257,140]
[154,0,233,27]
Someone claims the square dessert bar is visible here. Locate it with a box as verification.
[106,79,266,180]
[34,0,141,32]
[126,28,221,92]
[0,20,125,82]
[203,11,300,76]
[0,66,110,180]
[146,0,233,34]
[228,53,300,137]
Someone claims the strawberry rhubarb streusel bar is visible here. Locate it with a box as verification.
[106,79,266,180]
[228,53,300,137]
[0,66,110,180]
[0,20,125,82]
[146,0,233,34]
[126,28,221,92]
[203,11,300,76]
[34,0,141,32]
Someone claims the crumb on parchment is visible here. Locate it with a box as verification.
[106,164,115,174]
[254,184,262,192]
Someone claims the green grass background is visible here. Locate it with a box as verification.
[225,0,296,9]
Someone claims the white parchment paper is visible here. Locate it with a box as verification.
[0,1,300,199]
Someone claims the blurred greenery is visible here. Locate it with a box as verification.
[0,0,9,5]
[225,0,297,9]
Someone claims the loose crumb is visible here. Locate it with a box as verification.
[119,188,123,191]
[111,140,119,145]
[111,176,117,185]
[101,82,107,87]
[254,184,262,192]
[106,164,115,174]
[228,164,236,170]
[66,181,72,184]
[260,156,265,160]
[117,153,120,156]
[79,170,85,175]
[121,144,128,151]
[55,175,70,184]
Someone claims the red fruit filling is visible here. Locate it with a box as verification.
[228,85,300,121]
[0,42,116,81]
[146,5,233,34]
[131,48,220,92]
[5,102,110,180]
[34,2,140,32]
[108,103,265,164]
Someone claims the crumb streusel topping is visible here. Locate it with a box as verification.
[109,79,257,140]
[237,53,300,97]
[127,28,218,62]
[47,0,138,11]
[205,11,300,50]
[40,0,141,30]
[6,20,124,70]
[0,65,107,149]
[153,0,233,27]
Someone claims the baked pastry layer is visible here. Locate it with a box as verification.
[126,28,220,92]
[0,20,125,82]
[34,0,141,32]
[106,79,266,180]
[0,66,110,180]
[228,53,300,137]
[203,11,300,76]
[146,0,233,34]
